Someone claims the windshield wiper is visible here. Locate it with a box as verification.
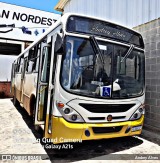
[89,35,105,66]
[121,44,134,62]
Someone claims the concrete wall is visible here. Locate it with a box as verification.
[133,18,160,132]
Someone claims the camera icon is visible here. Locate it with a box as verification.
[2,155,11,160]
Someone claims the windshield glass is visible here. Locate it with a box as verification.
[60,36,145,99]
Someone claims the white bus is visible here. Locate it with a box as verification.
[11,13,145,144]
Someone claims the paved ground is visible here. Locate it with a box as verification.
[0,99,50,163]
[0,99,160,163]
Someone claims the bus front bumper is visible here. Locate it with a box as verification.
[51,115,144,144]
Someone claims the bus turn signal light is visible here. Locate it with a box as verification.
[57,102,65,108]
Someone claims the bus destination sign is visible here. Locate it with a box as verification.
[67,16,144,48]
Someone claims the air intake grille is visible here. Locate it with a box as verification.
[88,117,105,120]
[92,126,123,134]
[79,104,135,113]
[88,116,126,121]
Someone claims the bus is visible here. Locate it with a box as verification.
[11,13,145,144]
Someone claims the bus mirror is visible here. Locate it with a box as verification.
[54,34,63,54]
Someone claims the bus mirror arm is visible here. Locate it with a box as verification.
[54,33,64,54]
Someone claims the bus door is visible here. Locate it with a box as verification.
[44,34,59,137]
[34,41,51,126]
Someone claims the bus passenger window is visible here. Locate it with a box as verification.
[30,56,39,72]
[33,44,41,72]
[34,56,39,72]
[28,60,34,72]
[16,59,20,73]
[28,48,35,60]
[18,56,24,73]
[26,44,40,73]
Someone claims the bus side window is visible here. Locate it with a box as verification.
[26,48,34,73]
[32,44,41,72]
[14,64,16,73]
[16,58,20,73]
[26,44,40,73]
[18,55,24,73]
[27,60,33,72]
[15,59,19,73]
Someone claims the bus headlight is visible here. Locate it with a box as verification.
[62,107,84,122]
[64,108,70,114]
[129,105,145,121]
[57,103,84,122]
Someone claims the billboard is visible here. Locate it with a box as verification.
[0,2,61,41]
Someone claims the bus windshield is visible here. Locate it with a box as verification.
[60,36,145,99]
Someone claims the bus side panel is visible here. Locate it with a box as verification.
[15,74,22,102]
[22,73,37,115]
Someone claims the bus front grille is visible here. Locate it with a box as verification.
[88,116,126,121]
[79,104,135,113]
[92,126,123,134]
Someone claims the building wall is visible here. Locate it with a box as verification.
[0,2,60,41]
[133,18,160,132]
[0,82,12,98]
[63,0,160,28]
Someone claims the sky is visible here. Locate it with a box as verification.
[0,0,61,14]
